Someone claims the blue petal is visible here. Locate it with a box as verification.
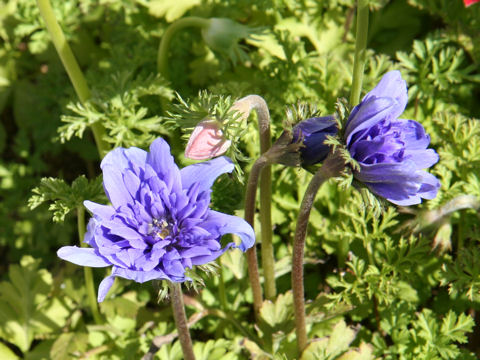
[418,172,440,200]
[293,116,336,138]
[57,246,111,267]
[101,147,147,208]
[101,147,147,171]
[202,210,255,251]
[180,156,234,192]
[84,201,115,220]
[147,138,182,193]
[404,149,439,169]
[362,70,408,120]
[345,97,397,146]
[102,165,134,208]
[98,275,115,302]
[112,266,170,283]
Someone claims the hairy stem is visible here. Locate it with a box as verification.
[244,155,269,318]
[37,0,109,158]
[77,207,102,324]
[349,0,370,106]
[157,17,210,77]
[170,283,196,360]
[234,95,276,304]
[292,155,343,354]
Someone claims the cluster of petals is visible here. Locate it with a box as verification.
[58,138,254,302]
[345,70,440,205]
[292,115,338,166]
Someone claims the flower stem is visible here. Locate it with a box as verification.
[170,282,196,360]
[157,17,210,77]
[244,155,268,318]
[292,154,344,354]
[349,0,370,106]
[235,95,276,312]
[77,206,102,325]
[216,257,228,311]
[37,0,109,158]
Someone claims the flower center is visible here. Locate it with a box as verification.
[150,218,171,240]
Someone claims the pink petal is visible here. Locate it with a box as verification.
[185,120,231,160]
[464,0,480,6]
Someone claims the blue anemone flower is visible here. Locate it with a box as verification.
[292,116,338,166]
[58,138,255,302]
[346,70,440,205]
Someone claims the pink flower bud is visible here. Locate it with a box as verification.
[185,120,231,160]
[464,0,480,6]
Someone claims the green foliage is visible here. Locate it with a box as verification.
[0,256,70,354]
[28,175,105,222]
[1,0,480,359]
[59,72,173,148]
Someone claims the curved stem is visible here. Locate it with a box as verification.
[234,95,276,304]
[349,0,370,106]
[292,155,344,354]
[37,0,109,158]
[77,207,102,324]
[170,283,196,360]
[244,155,269,318]
[157,17,210,77]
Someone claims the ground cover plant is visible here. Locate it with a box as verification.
[1,0,480,359]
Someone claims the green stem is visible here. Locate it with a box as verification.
[244,155,268,318]
[37,0,109,158]
[235,95,276,302]
[216,257,228,311]
[170,283,196,360]
[292,155,344,355]
[349,0,369,106]
[157,17,210,77]
[77,207,102,325]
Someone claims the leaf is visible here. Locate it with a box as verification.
[28,176,105,222]
[143,0,201,22]
[301,320,356,360]
[0,256,70,353]
[50,333,88,360]
[0,343,19,360]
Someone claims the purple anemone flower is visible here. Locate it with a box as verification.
[345,70,440,205]
[57,138,255,302]
[292,116,338,166]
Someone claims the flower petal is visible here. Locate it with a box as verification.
[57,246,111,267]
[418,172,441,200]
[84,201,115,220]
[102,165,134,208]
[147,138,182,193]
[345,97,397,146]
[180,156,234,192]
[97,275,115,302]
[404,149,439,169]
[363,70,407,120]
[101,147,147,171]
[112,266,170,283]
[185,119,232,160]
[202,210,255,251]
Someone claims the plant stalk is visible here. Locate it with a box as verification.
[244,155,269,318]
[170,282,196,360]
[234,95,276,304]
[77,207,102,325]
[37,0,109,158]
[157,17,210,77]
[349,0,370,106]
[292,155,343,354]
[216,257,228,311]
